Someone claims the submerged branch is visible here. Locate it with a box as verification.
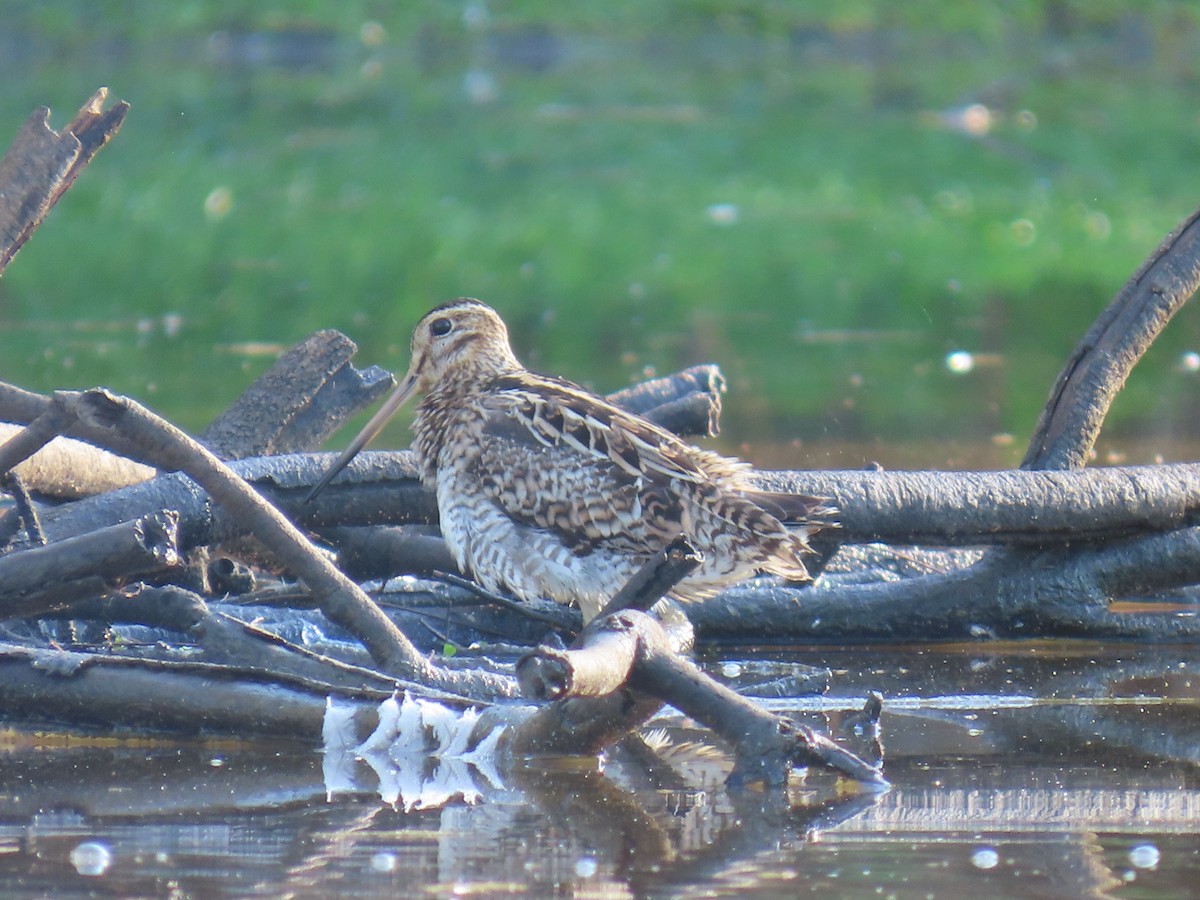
[513,545,883,785]
[518,608,885,786]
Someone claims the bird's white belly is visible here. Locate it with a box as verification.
[436,468,620,620]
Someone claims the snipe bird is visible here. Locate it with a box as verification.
[307,299,830,621]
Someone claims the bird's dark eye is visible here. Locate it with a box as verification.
[430,317,453,337]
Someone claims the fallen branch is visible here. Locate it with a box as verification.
[0,512,178,618]
[199,329,395,460]
[603,364,725,437]
[517,608,886,786]
[0,388,515,700]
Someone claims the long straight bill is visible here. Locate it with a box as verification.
[303,372,418,502]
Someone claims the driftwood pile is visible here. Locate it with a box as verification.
[0,91,1197,792]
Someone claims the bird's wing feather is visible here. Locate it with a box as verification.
[491,372,711,482]
[470,374,689,548]
[469,373,827,559]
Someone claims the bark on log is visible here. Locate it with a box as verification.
[199,330,395,459]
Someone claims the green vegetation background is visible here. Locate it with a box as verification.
[2,2,1199,467]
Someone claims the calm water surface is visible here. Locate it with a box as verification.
[0,644,1195,898]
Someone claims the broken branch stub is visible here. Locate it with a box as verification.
[0,511,179,619]
[199,330,395,459]
[0,88,129,275]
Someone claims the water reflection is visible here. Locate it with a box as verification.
[0,646,1194,897]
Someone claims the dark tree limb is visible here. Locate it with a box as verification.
[597,534,703,617]
[4,575,110,621]
[0,88,129,275]
[629,615,886,787]
[323,525,457,580]
[757,465,1200,546]
[0,642,339,740]
[0,512,179,619]
[0,471,45,545]
[1023,206,1200,471]
[690,532,1200,643]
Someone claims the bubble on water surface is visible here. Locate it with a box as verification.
[574,857,598,878]
[370,851,398,873]
[70,841,113,877]
[1129,843,1160,869]
[970,846,999,870]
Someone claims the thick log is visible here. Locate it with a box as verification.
[0,511,179,619]
[35,449,1200,552]
[199,330,395,459]
[0,642,332,739]
[323,525,457,580]
[691,535,1200,643]
[0,422,154,498]
[757,464,1200,546]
